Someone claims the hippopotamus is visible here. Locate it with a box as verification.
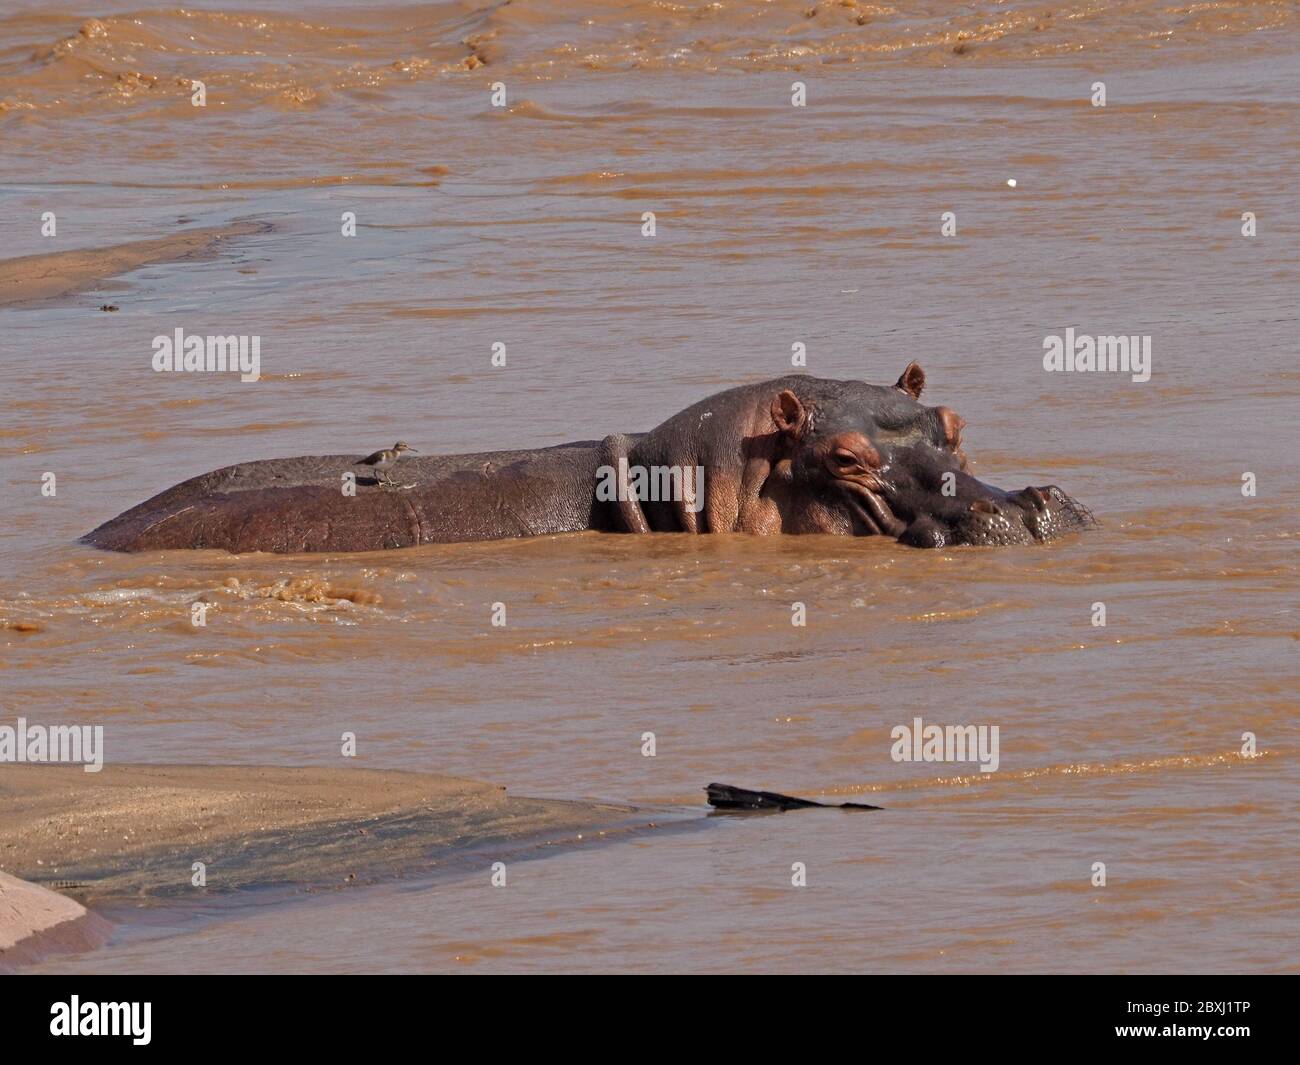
[83,365,1092,553]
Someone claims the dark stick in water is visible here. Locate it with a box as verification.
[705,783,882,812]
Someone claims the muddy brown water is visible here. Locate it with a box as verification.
[2,1,1297,972]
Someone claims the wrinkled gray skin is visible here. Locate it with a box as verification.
[84,366,1092,553]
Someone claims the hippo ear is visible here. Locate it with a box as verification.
[895,362,925,400]
[770,390,807,438]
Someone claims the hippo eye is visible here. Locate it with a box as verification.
[833,448,860,467]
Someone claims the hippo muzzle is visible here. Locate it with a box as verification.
[888,482,1094,549]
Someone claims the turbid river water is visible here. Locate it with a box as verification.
[2,1,1296,972]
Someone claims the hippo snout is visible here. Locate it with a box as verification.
[896,484,1092,548]
[1015,484,1094,543]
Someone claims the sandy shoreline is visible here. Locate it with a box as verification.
[0,220,269,307]
[0,763,657,968]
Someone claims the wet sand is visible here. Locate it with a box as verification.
[0,762,655,964]
[0,221,269,307]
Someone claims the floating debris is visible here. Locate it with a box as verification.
[705,783,881,812]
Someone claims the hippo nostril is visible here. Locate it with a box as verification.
[1018,486,1049,513]
[970,499,1001,516]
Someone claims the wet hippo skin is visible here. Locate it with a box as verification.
[83,365,1092,553]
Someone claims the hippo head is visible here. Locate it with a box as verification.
[769,365,1092,547]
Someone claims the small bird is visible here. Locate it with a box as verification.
[356,441,417,487]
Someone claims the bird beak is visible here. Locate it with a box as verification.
[408,448,419,453]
